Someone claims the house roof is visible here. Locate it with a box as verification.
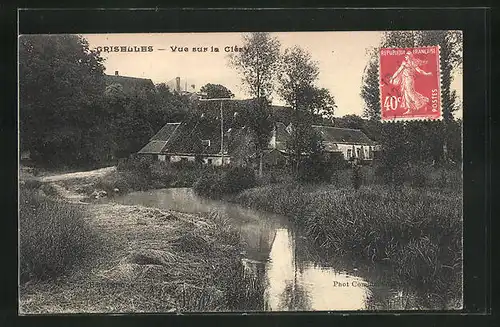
[312,125,375,145]
[137,140,168,154]
[104,74,155,93]
[150,123,181,141]
[138,120,232,156]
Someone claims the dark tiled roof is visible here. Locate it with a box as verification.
[139,120,231,155]
[104,75,155,93]
[312,125,375,145]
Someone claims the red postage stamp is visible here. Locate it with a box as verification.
[379,46,441,121]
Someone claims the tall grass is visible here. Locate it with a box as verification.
[234,182,462,306]
[19,185,99,282]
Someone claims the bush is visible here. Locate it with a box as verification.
[19,187,99,282]
[223,166,256,194]
[193,173,222,198]
[115,157,206,191]
[150,161,175,186]
[193,166,256,199]
[96,171,134,194]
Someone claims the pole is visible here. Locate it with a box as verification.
[220,100,224,167]
[197,97,233,167]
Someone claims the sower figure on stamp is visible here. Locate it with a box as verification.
[389,51,433,115]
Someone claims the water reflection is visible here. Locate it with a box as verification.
[112,188,405,311]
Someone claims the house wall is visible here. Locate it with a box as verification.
[202,156,231,166]
[170,155,195,162]
[334,144,375,160]
[156,154,232,166]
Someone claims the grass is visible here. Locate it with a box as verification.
[233,178,463,308]
[19,185,100,283]
[19,177,262,313]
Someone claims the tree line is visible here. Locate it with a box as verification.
[19,32,462,173]
[19,35,196,168]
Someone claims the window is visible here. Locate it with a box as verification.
[207,158,213,165]
[202,140,211,147]
[347,149,352,159]
[181,157,188,162]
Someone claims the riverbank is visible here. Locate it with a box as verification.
[233,182,463,309]
[19,167,256,313]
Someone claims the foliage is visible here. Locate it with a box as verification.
[19,185,99,282]
[277,46,320,112]
[277,45,337,178]
[19,34,197,169]
[229,33,281,176]
[193,166,256,199]
[228,32,281,98]
[223,166,257,194]
[19,34,107,167]
[105,157,205,192]
[199,83,235,99]
[239,98,275,157]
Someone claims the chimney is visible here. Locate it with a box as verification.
[115,70,119,76]
[175,77,181,93]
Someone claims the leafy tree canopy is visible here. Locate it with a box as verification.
[199,83,234,99]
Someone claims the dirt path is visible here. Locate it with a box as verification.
[39,166,116,182]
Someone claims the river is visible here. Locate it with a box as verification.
[111,188,410,311]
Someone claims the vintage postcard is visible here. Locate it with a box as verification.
[18,31,463,313]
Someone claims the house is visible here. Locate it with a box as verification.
[311,125,377,161]
[137,120,231,166]
[104,71,155,93]
[265,122,378,163]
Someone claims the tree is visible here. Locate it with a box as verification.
[277,46,326,176]
[199,83,234,99]
[19,34,107,167]
[229,32,281,176]
[335,114,365,129]
[229,32,281,99]
[301,86,336,122]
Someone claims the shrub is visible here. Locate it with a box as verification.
[194,166,256,199]
[150,161,175,186]
[193,173,223,198]
[96,171,133,194]
[223,166,256,194]
[19,187,99,282]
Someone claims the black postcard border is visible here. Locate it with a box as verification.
[2,7,493,327]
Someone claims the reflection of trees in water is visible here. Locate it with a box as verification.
[227,260,266,311]
[277,268,312,311]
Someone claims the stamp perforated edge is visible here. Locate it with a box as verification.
[378,45,443,122]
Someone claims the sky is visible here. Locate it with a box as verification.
[84,32,463,118]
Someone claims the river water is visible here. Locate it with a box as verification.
[111,188,410,311]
